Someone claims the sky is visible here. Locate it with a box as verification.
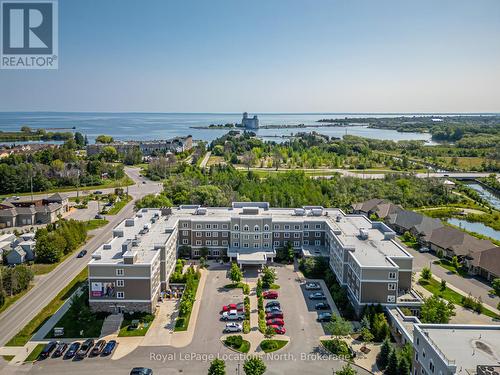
[0,0,499,113]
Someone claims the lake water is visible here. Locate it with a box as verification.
[0,112,433,144]
[447,218,500,242]
[465,183,500,210]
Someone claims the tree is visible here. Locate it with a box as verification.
[35,234,64,263]
[261,265,277,288]
[384,349,399,375]
[135,194,172,209]
[208,358,226,375]
[371,313,390,341]
[74,132,85,148]
[421,267,432,280]
[229,262,243,284]
[451,256,461,271]
[398,356,411,375]
[440,279,447,291]
[360,327,374,343]
[492,278,500,296]
[99,146,118,162]
[335,363,356,375]
[95,135,114,144]
[123,147,143,165]
[420,295,455,324]
[256,278,263,297]
[325,314,352,337]
[377,338,391,369]
[242,151,256,171]
[243,356,266,375]
[200,247,209,258]
[265,325,276,338]
[276,242,294,263]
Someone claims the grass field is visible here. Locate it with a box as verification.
[106,195,132,214]
[0,285,33,315]
[418,277,499,320]
[25,344,45,362]
[6,268,88,347]
[259,339,288,353]
[118,313,155,337]
[84,219,109,231]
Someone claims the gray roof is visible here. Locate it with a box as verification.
[47,192,67,201]
[352,198,387,213]
[0,208,17,217]
[427,226,495,256]
[387,210,424,230]
[470,247,500,276]
[412,216,444,236]
[15,206,36,215]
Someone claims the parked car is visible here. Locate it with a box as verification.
[269,325,286,335]
[315,302,330,310]
[76,339,94,359]
[317,312,332,322]
[262,291,278,299]
[224,322,243,333]
[77,249,87,258]
[309,292,326,300]
[39,341,57,360]
[220,310,244,321]
[305,282,321,290]
[52,342,68,358]
[130,368,153,375]
[266,312,284,319]
[90,340,106,357]
[221,303,244,313]
[94,191,103,195]
[102,340,117,356]
[266,318,285,326]
[64,342,80,359]
[265,306,282,314]
[419,247,430,253]
[265,301,280,308]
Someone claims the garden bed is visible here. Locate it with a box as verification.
[260,339,288,353]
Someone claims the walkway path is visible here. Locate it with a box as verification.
[199,151,211,169]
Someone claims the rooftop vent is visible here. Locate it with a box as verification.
[125,219,135,227]
[103,243,112,250]
[92,253,101,260]
[311,208,323,216]
[294,208,306,216]
[242,207,259,215]
[384,232,395,240]
[195,207,207,215]
[359,228,369,240]
[336,215,342,222]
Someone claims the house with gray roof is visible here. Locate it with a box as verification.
[6,246,26,265]
[465,246,500,282]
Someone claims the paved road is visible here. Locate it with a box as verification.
[405,244,500,310]
[199,151,211,169]
[0,167,162,347]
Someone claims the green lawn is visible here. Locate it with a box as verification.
[84,219,109,231]
[224,338,251,353]
[25,344,45,362]
[260,339,288,353]
[106,195,132,215]
[433,259,468,277]
[418,278,500,319]
[6,268,88,347]
[0,285,34,315]
[118,313,155,337]
[2,355,15,362]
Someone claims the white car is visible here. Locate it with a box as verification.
[221,309,244,321]
[419,247,430,253]
[224,322,243,333]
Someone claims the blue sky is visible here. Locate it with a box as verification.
[1,0,499,112]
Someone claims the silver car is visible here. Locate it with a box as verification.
[224,322,243,333]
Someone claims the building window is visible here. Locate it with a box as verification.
[243,243,249,248]
[429,360,434,373]
[222,224,228,229]
[243,225,249,231]
[253,243,259,248]
[196,224,202,229]
[274,232,279,238]
[196,232,202,238]
[234,224,239,231]
[274,224,280,230]
[389,272,397,279]
[182,223,188,228]
[284,225,290,230]
[117,291,124,299]
[315,240,320,246]
[213,224,218,229]
[206,224,211,229]
[116,269,124,276]
[254,225,259,232]
[194,249,200,256]
[206,240,211,246]
[233,233,239,239]
[264,225,269,231]
[182,239,188,245]
[387,295,395,303]
[212,232,218,237]
[284,233,290,238]
[243,234,249,240]
[254,234,259,240]
[212,250,220,256]
[274,241,280,247]
[294,241,300,247]
[196,240,202,246]
[294,225,300,230]
[315,224,321,229]
[222,240,228,246]
[315,232,321,237]
[264,243,269,248]
[294,232,300,238]
[182,230,188,236]
[304,231,309,237]
[304,240,309,245]
[304,224,309,229]
[222,232,228,237]
[388,283,396,291]
[206,232,212,237]
[212,240,218,246]
[116,280,124,287]
[233,242,239,247]
[263,233,270,239]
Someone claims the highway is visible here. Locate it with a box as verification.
[0,167,162,346]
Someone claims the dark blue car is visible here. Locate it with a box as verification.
[64,342,80,359]
[102,340,117,356]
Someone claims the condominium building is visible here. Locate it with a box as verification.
[88,202,419,313]
[88,208,177,314]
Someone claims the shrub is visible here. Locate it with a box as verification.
[243,320,250,334]
[322,338,350,357]
[242,283,250,295]
[225,335,243,349]
[421,267,432,280]
[260,340,278,351]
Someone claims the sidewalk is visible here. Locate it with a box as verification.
[0,341,47,366]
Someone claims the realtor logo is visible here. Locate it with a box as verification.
[1,0,58,69]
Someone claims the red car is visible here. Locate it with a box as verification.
[266,318,285,326]
[262,291,278,299]
[266,312,283,320]
[221,303,244,313]
[269,325,286,335]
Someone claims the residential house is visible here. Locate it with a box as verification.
[465,246,500,281]
[6,247,26,265]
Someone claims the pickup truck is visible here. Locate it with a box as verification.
[220,309,244,321]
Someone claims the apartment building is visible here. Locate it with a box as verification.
[88,208,177,314]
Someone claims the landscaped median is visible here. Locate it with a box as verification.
[173,265,201,332]
[25,344,45,362]
[6,268,88,347]
[222,335,251,354]
[259,339,288,353]
[223,282,250,295]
